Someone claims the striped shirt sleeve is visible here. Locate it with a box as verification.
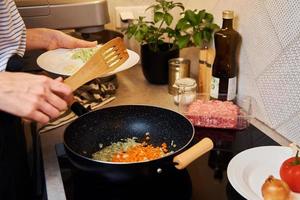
[0,0,26,71]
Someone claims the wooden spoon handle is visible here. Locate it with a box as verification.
[173,137,214,170]
[64,69,96,91]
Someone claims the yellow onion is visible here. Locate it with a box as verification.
[261,175,291,200]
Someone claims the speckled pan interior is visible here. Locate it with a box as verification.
[64,105,194,158]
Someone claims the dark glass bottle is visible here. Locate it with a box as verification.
[210,10,241,101]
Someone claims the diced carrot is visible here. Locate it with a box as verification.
[111,143,169,162]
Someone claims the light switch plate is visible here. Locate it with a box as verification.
[115,6,152,29]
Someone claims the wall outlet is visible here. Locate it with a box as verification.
[115,6,152,29]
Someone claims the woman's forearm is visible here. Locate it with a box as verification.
[25,28,55,50]
[26,28,97,51]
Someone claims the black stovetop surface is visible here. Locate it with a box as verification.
[55,125,278,200]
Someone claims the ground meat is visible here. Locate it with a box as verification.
[185,100,240,129]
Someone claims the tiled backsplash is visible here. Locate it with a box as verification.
[106,0,300,145]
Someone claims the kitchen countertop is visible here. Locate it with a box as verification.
[39,64,291,200]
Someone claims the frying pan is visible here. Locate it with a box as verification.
[64,104,213,181]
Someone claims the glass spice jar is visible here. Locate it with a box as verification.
[173,78,197,105]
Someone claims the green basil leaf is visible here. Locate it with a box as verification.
[174,3,185,10]
[126,32,133,39]
[135,30,144,42]
[185,10,198,26]
[176,18,186,30]
[176,18,191,31]
[208,23,220,31]
[168,4,175,10]
[164,13,173,26]
[204,13,214,23]
[203,30,212,42]
[193,32,203,47]
[198,10,206,22]
[165,27,175,37]
[140,24,148,33]
[154,12,164,23]
[177,35,190,49]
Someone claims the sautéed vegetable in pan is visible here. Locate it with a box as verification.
[64,104,213,181]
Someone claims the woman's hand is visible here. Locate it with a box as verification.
[26,28,97,51]
[0,72,73,124]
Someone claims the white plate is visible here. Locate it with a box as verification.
[227,146,300,200]
[37,46,140,77]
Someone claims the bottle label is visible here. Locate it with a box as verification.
[227,76,237,100]
[210,76,220,99]
[210,76,237,100]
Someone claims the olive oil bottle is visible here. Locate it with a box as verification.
[210,10,241,101]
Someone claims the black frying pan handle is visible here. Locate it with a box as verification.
[70,101,90,116]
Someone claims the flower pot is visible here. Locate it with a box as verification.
[141,43,179,84]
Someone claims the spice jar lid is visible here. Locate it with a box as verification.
[173,78,197,89]
[168,58,191,65]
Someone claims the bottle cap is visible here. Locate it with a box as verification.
[222,10,234,19]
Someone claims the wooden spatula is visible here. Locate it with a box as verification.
[64,37,129,91]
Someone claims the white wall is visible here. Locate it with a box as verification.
[106,0,220,29]
[107,0,300,145]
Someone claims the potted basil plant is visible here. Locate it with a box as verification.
[125,0,219,84]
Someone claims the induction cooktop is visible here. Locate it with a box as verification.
[54,125,278,200]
